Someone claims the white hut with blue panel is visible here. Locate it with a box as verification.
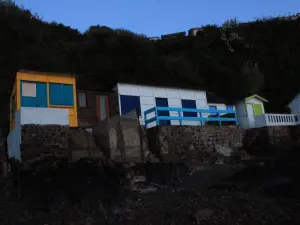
[113,82,237,128]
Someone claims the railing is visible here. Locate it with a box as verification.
[255,113,300,128]
[144,107,238,128]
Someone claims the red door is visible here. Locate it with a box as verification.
[96,95,110,121]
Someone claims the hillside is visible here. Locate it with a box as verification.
[1,1,300,132]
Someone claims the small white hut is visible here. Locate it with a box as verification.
[235,94,268,129]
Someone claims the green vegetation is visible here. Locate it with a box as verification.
[1,1,300,132]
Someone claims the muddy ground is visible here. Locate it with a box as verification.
[1,146,300,225]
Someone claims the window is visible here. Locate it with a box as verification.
[120,95,141,115]
[253,104,263,115]
[226,105,234,111]
[209,105,217,116]
[22,82,36,97]
[78,92,87,107]
[156,98,170,125]
[181,99,197,117]
[49,83,74,106]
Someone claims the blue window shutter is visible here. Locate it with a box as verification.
[120,95,140,115]
[209,105,217,116]
[50,83,74,106]
[36,82,47,107]
[62,84,74,106]
[181,99,197,117]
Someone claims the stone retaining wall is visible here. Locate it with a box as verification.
[19,122,299,164]
[243,126,291,151]
[21,125,69,161]
[146,125,244,163]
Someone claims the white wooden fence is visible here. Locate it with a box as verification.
[254,113,300,128]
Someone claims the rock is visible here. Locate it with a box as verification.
[132,175,146,183]
[214,144,234,157]
[139,186,158,193]
[193,208,214,223]
[215,158,225,164]
[240,149,252,161]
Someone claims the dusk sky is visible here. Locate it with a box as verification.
[14,0,300,36]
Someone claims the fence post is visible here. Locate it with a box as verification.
[155,107,160,126]
[234,111,238,125]
[199,112,202,126]
[178,111,182,125]
[144,111,147,129]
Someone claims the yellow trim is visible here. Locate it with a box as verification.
[46,82,50,108]
[49,105,74,108]
[9,82,16,131]
[16,76,20,110]
[17,72,74,84]
[245,94,268,103]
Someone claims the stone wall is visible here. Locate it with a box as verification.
[266,126,291,145]
[289,125,300,142]
[21,125,69,161]
[146,125,244,163]
[243,126,291,151]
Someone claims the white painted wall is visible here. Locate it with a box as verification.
[117,83,208,127]
[7,110,21,160]
[7,107,69,161]
[288,94,300,114]
[20,107,69,125]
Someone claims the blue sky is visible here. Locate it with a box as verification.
[15,0,300,36]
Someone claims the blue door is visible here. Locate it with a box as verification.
[21,81,47,107]
[155,98,170,125]
[181,99,197,117]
